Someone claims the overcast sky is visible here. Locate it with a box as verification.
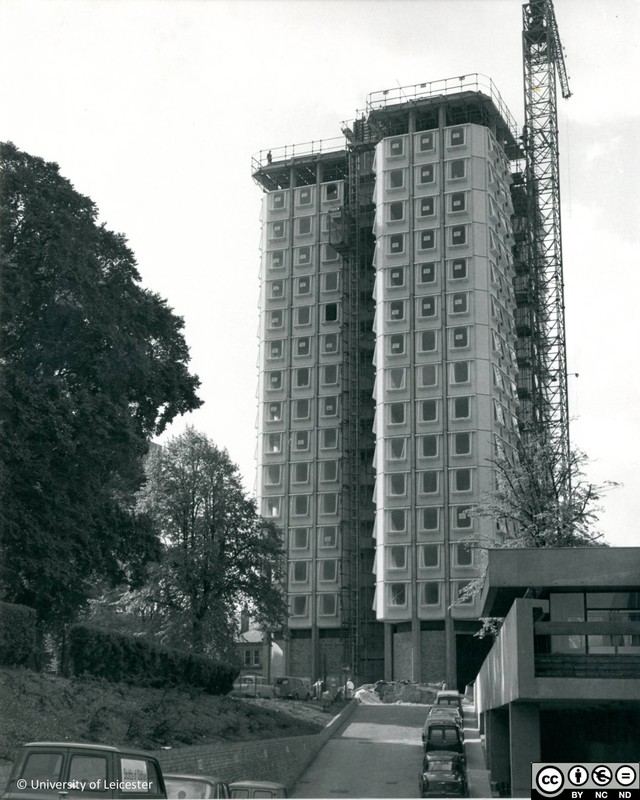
[1,0,638,547]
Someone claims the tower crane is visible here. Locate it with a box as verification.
[519,0,572,471]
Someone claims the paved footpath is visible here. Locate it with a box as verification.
[291,701,492,799]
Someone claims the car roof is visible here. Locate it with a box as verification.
[228,781,286,789]
[24,742,119,752]
[164,775,227,784]
[435,690,461,698]
[22,742,155,757]
[423,718,460,728]
[424,751,462,761]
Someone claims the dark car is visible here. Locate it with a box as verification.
[433,690,463,715]
[422,721,465,758]
[425,705,464,730]
[273,676,310,701]
[1,742,166,800]
[419,751,468,798]
[164,773,229,799]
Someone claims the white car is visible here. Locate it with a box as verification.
[231,674,275,698]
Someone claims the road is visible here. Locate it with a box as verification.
[291,701,492,798]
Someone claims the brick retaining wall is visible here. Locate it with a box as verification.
[154,698,359,791]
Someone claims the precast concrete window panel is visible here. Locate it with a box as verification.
[418,330,438,354]
[387,367,407,391]
[387,437,408,460]
[389,266,406,287]
[319,526,338,549]
[417,262,437,285]
[417,364,438,389]
[292,430,310,452]
[290,528,310,550]
[420,471,439,495]
[387,137,405,158]
[388,200,405,222]
[449,258,468,280]
[416,131,436,153]
[420,544,440,568]
[265,433,282,454]
[420,434,439,459]
[420,581,441,606]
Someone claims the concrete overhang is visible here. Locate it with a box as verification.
[480,547,640,617]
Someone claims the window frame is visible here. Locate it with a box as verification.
[290,527,310,550]
[420,581,441,607]
[389,583,408,607]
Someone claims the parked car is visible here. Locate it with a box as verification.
[273,676,311,700]
[422,721,465,758]
[231,675,275,699]
[228,780,287,798]
[419,751,468,798]
[422,713,464,748]
[425,705,464,729]
[1,741,166,800]
[433,690,463,715]
[164,773,229,799]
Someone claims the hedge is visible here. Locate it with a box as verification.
[67,624,238,694]
[0,602,36,666]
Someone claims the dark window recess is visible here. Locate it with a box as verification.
[389,233,404,253]
[420,164,435,183]
[420,262,436,283]
[450,192,466,211]
[451,258,467,279]
[324,303,338,322]
[422,435,438,458]
[419,131,435,151]
[420,197,435,216]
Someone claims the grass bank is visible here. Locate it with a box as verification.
[0,667,329,762]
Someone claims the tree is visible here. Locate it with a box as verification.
[474,432,613,548]
[119,428,286,659]
[455,432,616,624]
[0,142,202,627]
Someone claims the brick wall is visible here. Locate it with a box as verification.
[288,636,312,678]
[318,637,343,676]
[154,699,359,792]
[393,631,412,679]
[420,630,446,683]
[0,761,12,794]
[392,629,447,682]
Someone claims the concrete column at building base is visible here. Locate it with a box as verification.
[486,707,510,790]
[510,703,540,798]
[411,619,421,682]
[384,623,394,681]
[311,625,319,681]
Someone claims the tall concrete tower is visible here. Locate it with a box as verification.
[253,75,520,689]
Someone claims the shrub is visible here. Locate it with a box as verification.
[0,602,36,666]
[67,625,238,694]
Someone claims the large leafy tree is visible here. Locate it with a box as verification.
[115,428,287,659]
[475,432,612,548]
[457,432,615,622]
[0,142,202,627]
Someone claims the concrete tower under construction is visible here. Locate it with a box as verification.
[253,75,521,689]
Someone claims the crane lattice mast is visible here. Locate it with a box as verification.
[521,0,571,468]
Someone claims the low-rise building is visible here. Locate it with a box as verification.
[236,618,285,682]
[476,547,640,797]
